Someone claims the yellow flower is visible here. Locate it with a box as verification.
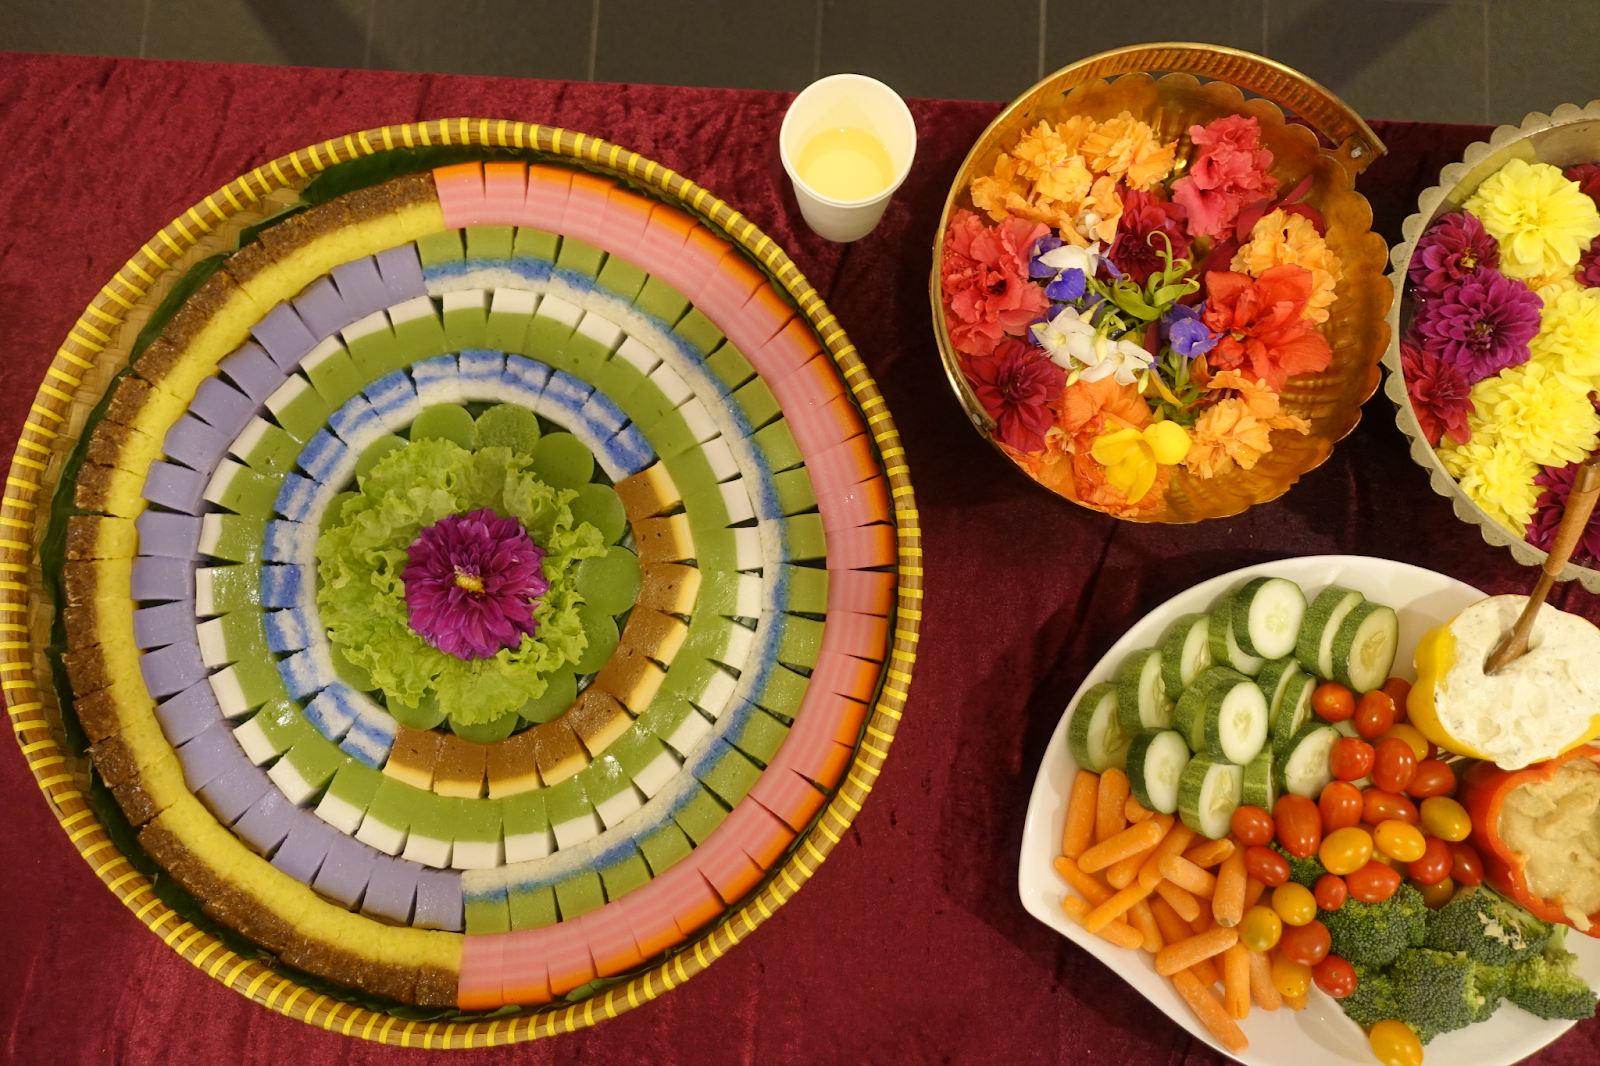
[1230,209,1344,324]
[1435,436,1541,534]
[1530,286,1600,384]
[1091,421,1191,503]
[1468,360,1599,467]
[1081,112,1177,192]
[1183,398,1269,479]
[1527,268,1577,305]
[1464,159,1600,279]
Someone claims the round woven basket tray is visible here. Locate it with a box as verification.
[3,120,920,1046]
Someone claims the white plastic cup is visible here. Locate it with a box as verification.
[779,74,917,243]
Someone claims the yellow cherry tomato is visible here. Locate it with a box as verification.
[1419,876,1456,910]
[1419,796,1471,842]
[1381,723,1430,763]
[1240,904,1283,952]
[1319,826,1375,876]
[1369,1019,1424,1066]
[1374,819,1427,863]
[1271,881,1318,927]
[1271,952,1312,997]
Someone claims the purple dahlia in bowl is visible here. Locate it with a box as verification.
[1408,211,1499,297]
[1412,268,1542,384]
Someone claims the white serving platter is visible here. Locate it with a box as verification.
[1018,555,1599,1066]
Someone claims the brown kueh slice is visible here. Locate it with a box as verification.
[89,735,141,788]
[104,374,154,427]
[413,964,457,1008]
[637,563,701,615]
[226,241,276,284]
[62,643,112,697]
[74,687,125,744]
[132,336,185,389]
[566,686,633,756]
[64,515,137,561]
[114,779,162,827]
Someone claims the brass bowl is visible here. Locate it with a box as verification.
[930,44,1393,522]
[1385,100,1600,592]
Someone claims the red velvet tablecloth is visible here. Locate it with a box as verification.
[0,52,1594,1066]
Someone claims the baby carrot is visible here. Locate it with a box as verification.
[1128,898,1162,953]
[1084,881,1154,934]
[1052,855,1112,907]
[1222,941,1251,1020]
[1212,851,1248,927]
[1160,854,1217,898]
[1242,875,1266,911]
[1182,837,1235,869]
[1125,793,1154,823]
[1138,822,1197,889]
[1190,958,1222,988]
[1149,896,1194,947]
[1096,767,1130,843]
[1155,926,1239,976]
[1079,818,1168,873]
[1062,770,1100,859]
[1153,879,1200,922]
[1284,989,1308,1011]
[1062,895,1143,950]
[1190,904,1215,935]
[1172,970,1249,1055]
[1247,948,1281,1011]
[1106,844,1156,890]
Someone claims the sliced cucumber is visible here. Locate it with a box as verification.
[1255,656,1303,730]
[1232,577,1307,660]
[1330,716,1360,738]
[1331,601,1399,694]
[1271,671,1317,758]
[1296,585,1364,679]
[1209,590,1266,676]
[1126,729,1191,815]
[1242,749,1277,810]
[1117,648,1174,735]
[1178,754,1244,839]
[1068,682,1130,773]
[1174,666,1247,754]
[1278,722,1339,799]
[1203,676,1269,765]
[1161,614,1213,697]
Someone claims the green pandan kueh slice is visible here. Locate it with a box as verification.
[555,236,604,278]
[755,664,809,719]
[465,888,511,935]
[773,466,817,515]
[203,514,265,563]
[633,275,689,325]
[596,256,646,302]
[728,705,789,762]
[673,785,728,844]
[465,224,514,261]
[785,514,827,561]
[782,563,829,615]
[598,849,652,900]
[705,342,755,391]
[512,226,558,262]
[682,485,732,535]
[693,528,737,574]
[638,822,692,875]
[416,229,464,266]
[696,742,761,806]
[673,307,724,355]
[734,377,781,430]
[549,331,610,379]
[553,870,605,920]
[508,882,557,930]
[442,305,489,351]
[754,419,802,472]
[663,446,717,501]
[238,420,306,474]
[777,614,825,669]
[303,346,366,409]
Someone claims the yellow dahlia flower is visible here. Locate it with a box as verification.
[1470,359,1599,467]
[1436,436,1541,534]
[1530,285,1600,383]
[1464,159,1600,279]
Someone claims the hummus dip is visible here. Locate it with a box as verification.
[1500,757,1600,930]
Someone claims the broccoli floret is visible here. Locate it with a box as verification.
[1425,885,1552,966]
[1505,927,1599,1021]
[1322,883,1429,969]
[1339,965,1400,1028]
[1390,949,1503,1037]
[1270,840,1329,888]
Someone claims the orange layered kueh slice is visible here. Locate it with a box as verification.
[771,352,843,415]
[617,879,684,959]
[819,611,890,663]
[750,762,829,832]
[544,917,600,996]
[668,226,734,304]
[697,245,768,333]
[807,433,878,493]
[597,187,656,253]
[485,729,542,798]
[386,727,445,789]
[658,859,727,937]
[480,161,528,225]
[560,172,615,246]
[827,568,897,617]
[694,832,766,905]
[825,523,897,570]
[753,316,824,381]
[579,906,645,977]
[433,733,489,798]
[457,933,506,1011]
[499,928,553,1005]
[818,475,891,533]
[631,201,697,279]
[791,392,867,458]
[520,164,574,232]
[433,161,487,227]
[717,798,798,870]
[811,648,883,703]
[722,275,797,360]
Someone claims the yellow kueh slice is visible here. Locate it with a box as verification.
[63,515,138,561]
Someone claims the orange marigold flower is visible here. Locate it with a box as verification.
[1184,370,1311,478]
[1230,209,1343,324]
[1082,112,1177,192]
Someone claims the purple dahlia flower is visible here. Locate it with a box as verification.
[1408,212,1499,297]
[1412,269,1541,384]
[402,509,549,661]
[1528,461,1600,565]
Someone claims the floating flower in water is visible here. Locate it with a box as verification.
[1468,359,1599,468]
[1412,268,1541,384]
[403,508,549,661]
[1162,303,1218,359]
[1528,460,1600,564]
[1464,159,1600,279]
[1530,285,1600,382]
[1437,436,1542,534]
[1111,189,1190,287]
[1407,211,1499,297]
[941,209,1052,357]
[1091,421,1192,504]
[1578,240,1600,288]
[963,338,1065,453]
[1233,208,1343,323]
[1400,337,1474,447]
[1171,114,1278,241]
[1202,265,1332,391]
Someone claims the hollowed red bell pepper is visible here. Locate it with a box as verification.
[1459,744,1600,936]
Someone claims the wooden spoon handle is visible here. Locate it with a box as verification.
[1545,455,1600,578]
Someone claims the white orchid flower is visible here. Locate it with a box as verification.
[1031,305,1099,370]
[1036,241,1103,277]
[1078,335,1156,386]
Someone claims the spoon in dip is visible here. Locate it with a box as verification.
[1485,452,1600,675]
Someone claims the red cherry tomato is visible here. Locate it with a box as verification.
[1244,844,1291,887]
[1381,678,1412,719]
[1280,919,1332,966]
[1449,841,1485,887]
[1408,835,1453,886]
[1354,690,1397,739]
[1313,682,1356,722]
[1315,873,1349,912]
[1319,781,1365,830]
[1405,759,1456,799]
[1329,737,1376,782]
[1313,954,1358,998]
[1373,738,1418,793]
[1231,805,1276,847]
[1274,794,1324,858]
[1363,788,1419,825]
[1346,860,1402,904]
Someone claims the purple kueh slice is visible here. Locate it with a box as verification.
[138,638,208,698]
[161,415,230,473]
[232,788,300,856]
[218,343,287,404]
[198,761,273,825]
[252,302,318,370]
[153,680,224,746]
[189,375,259,440]
[292,276,358,339]
[133,600,195,650]
[131,555,195,602]
[413,868,464,932]
[272,817,339,885]
[332,257,390,320]
[361,854,420,924]
[376,245,426,304]
[176,719,249,792]
[312,832,380,909]
[134,511,202,559]
[141,460,206,513]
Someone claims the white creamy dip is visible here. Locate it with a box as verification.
[1436,596,1600,770]
[1500,757,1600,928]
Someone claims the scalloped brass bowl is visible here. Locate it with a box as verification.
[930,45,1393,523]
[1384,101,1600,592]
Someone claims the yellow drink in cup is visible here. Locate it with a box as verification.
[796,127,895,202]
[780,74,917,242]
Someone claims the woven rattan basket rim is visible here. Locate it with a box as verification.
[3,119,921,1047]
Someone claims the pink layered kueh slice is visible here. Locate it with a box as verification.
[751,316,822,381]
[717,797,797,870]
[807,434,880,495]
[544,917,599,996]
[597,187,656,254]
[520,165,574,232]
[750,764,828,832]
[479,161,529,225]
[817,475,891,533]
[631,204,697,278]
[434,162,486,230]
[579,906,645,977]
[819,611,890,663]
[771,352,843,411]
[826,567,897,617]
[665,226,733,303]
[722,283,796,360]
[695,249,768,337]
[693,831,766,905]
[617,878,685,960]
[789,392,866,459]
[825,522,897,570]
[560,171,615,246]
[771,704,858,789]
[651,857,727,937]
[499,928,553,1006]
[457,931,507,1011]
[811,648,882,703]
